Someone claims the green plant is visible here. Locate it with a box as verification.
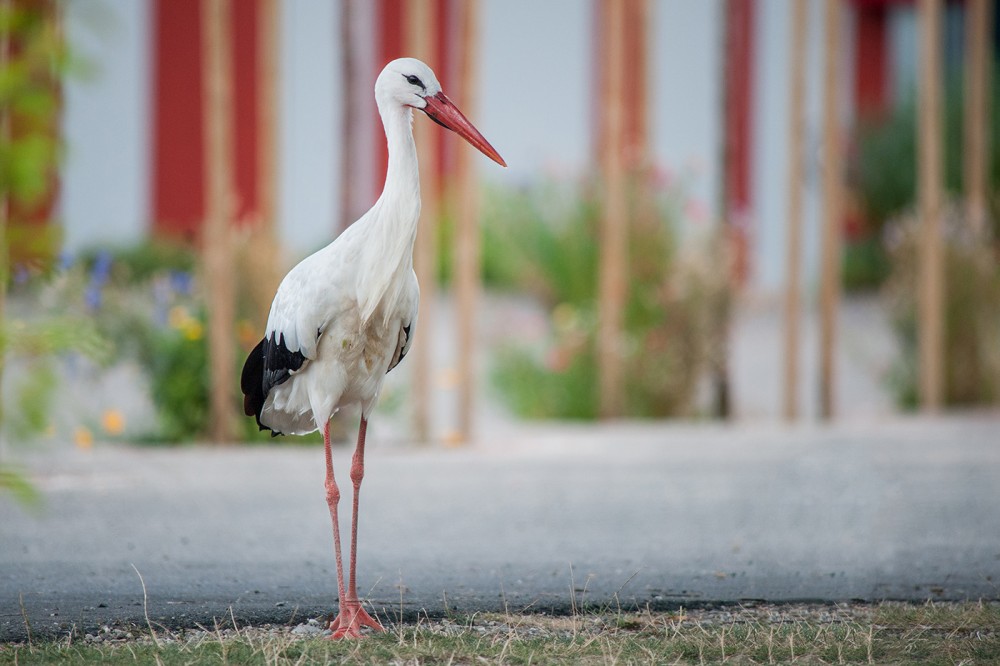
[148,307,209,442]
[842,235,891,292]
[853,89,974,231]
[849,83,1000,291]
[883,205,1000,408]
[1,2,76,503]
[483,178,728,420]
[77,241,198,286]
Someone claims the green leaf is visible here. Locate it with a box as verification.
[0,466,41,507]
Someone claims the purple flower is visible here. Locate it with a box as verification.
[169,270,193,296]
[85,250,113,311]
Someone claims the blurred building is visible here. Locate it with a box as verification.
[47,0,997,292]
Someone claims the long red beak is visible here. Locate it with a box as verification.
[422,92,507,167]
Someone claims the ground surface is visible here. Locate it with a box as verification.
[5,603,999,664]
[2,416,999,642]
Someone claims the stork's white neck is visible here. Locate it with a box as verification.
[354,100,422,328]
[376,102,421,226]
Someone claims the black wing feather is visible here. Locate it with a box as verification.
[240,332,306,435]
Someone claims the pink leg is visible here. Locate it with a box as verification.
[328,417,384,639]
[323,421,348,608]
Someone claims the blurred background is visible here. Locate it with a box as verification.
[0,0,998,470]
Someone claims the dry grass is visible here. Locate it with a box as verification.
[1,601,998,665]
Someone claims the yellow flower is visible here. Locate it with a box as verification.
[101,409,126,436]
[182,319,203,341]
[74,427,94,450]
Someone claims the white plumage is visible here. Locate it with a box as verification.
[239,57,504,640]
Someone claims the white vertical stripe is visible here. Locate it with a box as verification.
[60,0,151,253]
[278,0,340,258]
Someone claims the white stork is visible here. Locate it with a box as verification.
[240,58,505,639]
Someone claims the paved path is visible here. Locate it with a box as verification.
[2,417,999,641]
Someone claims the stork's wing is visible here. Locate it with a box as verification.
[240,258,335,433]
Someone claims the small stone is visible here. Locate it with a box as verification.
[292,623,323,636]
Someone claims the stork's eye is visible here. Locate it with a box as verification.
[404,74,425,89]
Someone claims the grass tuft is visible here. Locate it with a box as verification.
[1,602,998,665]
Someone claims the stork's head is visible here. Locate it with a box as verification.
[376,57,506,167]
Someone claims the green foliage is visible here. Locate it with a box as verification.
[842,236,891,292]
[47,241,318,443]
[0,464,40,507]
[883,208,1000,408]
[483,180,728,420]
[0,316,109,361]
[77,241,198,287]
[0,318,108,506]
[850,84,1000,291]
[0,3,68,210]
[482,181,601,303]
[494,343,598,419]
[853,90,972,230]
[148,313,209,442]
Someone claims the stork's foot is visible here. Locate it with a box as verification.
[328,599,384,639]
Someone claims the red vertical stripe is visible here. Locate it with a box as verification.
[726,0,754,213]
[153,0,262,238]
[232,0,260,224]
[152,0,204,240]
[375,0,406,192]
[854,4,889,120]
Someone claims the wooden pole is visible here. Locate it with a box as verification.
[454,0,480,444]
[258,0,278,233]
[623,0,650,175]
[783,0,807,421]
[247,0,283,324]
[964,0,992,237]
[339,0,358,234]
[597,0,628,419]
[819,0,842,421]
[918,0,945,411]
[203,0,238,442]
[408,0,438,442]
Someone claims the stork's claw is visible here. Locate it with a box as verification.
[328,599,384,639]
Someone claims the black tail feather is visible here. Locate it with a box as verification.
[240,338,272,434]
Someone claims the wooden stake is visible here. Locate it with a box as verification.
[918,0,945,411]
[339,0,359,234]
[454,0,480,444]
[819,0,842,421]
[597,0,628,418]
[964,0,992,237]
[203,0,238,442]
[246,0,283,324]
[783,0,807,422]
[408,0,438,443]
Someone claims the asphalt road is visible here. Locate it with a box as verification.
[2,417,999,641]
